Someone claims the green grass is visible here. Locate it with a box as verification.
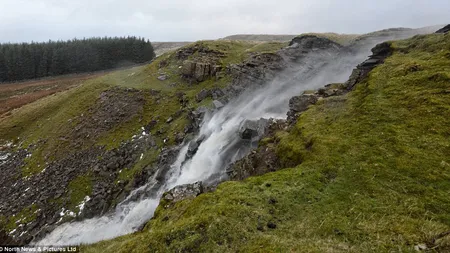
[298,32,360,46]
[83,33,450,252]
[67,173,93,212]
[0,80,112,175]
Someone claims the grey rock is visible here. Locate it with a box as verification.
[213,100,224,110]
[157,75,168,81]
[414,244,427,251]
[288,95,318,112]
[182,61,196,76]
[182,60,218,82]
[286,95,318,124]
[239,119,269,141]
[187,141,199,158]
[211,88,225,100]
[163,182,204,203]
[196,89,210,102]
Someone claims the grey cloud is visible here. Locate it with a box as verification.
[0,0,448,43]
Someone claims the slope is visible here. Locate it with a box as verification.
[84,33,450,252]
[0,39,294,244]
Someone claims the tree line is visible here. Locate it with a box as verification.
[0,36,155,83]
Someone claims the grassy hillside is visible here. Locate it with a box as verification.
[221,34,297,42]
[222,33,359,46]
[0,39,292,235]
[84,33,450,252]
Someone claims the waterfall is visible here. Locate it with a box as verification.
[35,35,402,245]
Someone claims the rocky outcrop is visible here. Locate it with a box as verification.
[282,35,343,62]
[226,53,286,97]
[239,119,269,141]
[212,100,225,110]
[195,88,226,103]
[182,61,222,82]
[228,119,287,180]
[288,35,342,49]
[435,24,450,34]
[163,182,204,203]
[186,135,205,159]
[345,42,393,90]
[185,106,211,134]
[225,35,344,101]
[176,44,224,60]
[175,43,225,83]
[286,95,318,123]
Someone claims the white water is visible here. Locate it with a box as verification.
[36,36,403,245]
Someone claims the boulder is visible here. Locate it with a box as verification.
[287,95,318,124]
[239,119,269,141]
[187,140,199,158]
[186,135,205,158]
[194,62,211,82]
[163,182,204,203]
[288,95,318,112]
[182,60,219,82]
[213,100,224,110]
[157,75,168,81]
[210,88,225,100]
[181,61,196,76]
[196,89,210,102]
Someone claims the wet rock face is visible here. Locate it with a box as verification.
[435,24,450,34]
[345,42,393,90]
[227,53,286,97]
[228,119,287,180]
[186,135,205,159]
[225,35,344,101]
[239,119,269,142]
[212,100,225,110]
[163,182,204,203]
[286,95,318,123]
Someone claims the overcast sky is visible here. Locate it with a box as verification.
[0,0,448,43]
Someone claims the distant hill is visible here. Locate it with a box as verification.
[221,33,360,46]
[221,34,297,42]
[152,42,191,56]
